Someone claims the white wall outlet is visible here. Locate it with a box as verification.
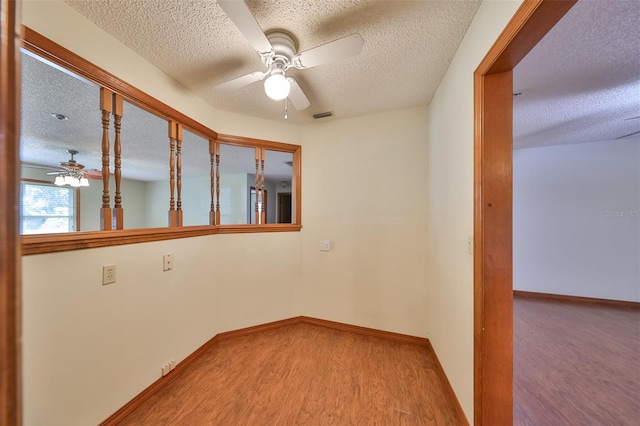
[161,360,176,376]
[320,240,331,252]
[102,265,116,285]
[163,254,173,271]
[467,235,474,255]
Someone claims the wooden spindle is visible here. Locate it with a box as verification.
[215,142,220,225]
[112,93,124,230]
[209,140,216,225]
[260,148,266,224]
[176,124,183,226]
[168,121,177,227]
[254,147,260,224]
[99,88,112,230]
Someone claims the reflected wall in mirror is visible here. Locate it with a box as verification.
[263,150,293,224]
[217,146,294,225]
[218,144,255,225]
[117,99,169,229]
[171,128,211,226]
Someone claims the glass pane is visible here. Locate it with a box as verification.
[180,128,212,226]
[20,49,100,233]
[263,150,293,224]
[218,144,256,225]
[119,99,169,229]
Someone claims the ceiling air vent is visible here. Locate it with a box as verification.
[313,111,334,119]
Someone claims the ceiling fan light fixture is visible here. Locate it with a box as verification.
[264,71,290,101]
[54,176,65,186]
[80,177,90,187]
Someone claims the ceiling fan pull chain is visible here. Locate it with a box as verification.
[284,97,288,120]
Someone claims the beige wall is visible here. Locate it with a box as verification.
[425,0,524,421]
[299,107,430,336]
[21,0,526,424]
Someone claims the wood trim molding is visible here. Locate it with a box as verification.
[100,317,465,425]
[216,133,300,152]
[299,316,429,346]
[216,317,301,342]
[22,226,220,255]
[514,290,640,309]
[21,223,302,255]
[473,1,577,424]
[426,340,470,426]
[0,0,22,423]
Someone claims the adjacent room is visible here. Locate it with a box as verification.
[512,1,640,424]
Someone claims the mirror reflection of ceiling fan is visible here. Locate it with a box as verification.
[215,0,364,113]
[23,149,101,187]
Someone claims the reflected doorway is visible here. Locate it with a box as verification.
[277,192,291,223]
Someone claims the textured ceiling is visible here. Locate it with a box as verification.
[64,0,482,124]
[513,0,640,149]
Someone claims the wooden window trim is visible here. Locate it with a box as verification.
[19,27,302,256]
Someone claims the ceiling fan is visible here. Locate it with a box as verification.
[215,0,365,112]
[46,149,102,186]
[23,149,101,187]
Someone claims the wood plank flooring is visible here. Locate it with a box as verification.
[118,322,464,425]
[514,295,640,425]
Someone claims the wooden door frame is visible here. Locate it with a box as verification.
[0,0,22,423]
[473,0,577,424]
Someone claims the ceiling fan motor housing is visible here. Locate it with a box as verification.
[265,31,298,68]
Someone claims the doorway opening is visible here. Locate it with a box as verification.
[473,0,577,424]
[277,192,292,223]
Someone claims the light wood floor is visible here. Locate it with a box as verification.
[514,295,640,425]
[118,322,464,425]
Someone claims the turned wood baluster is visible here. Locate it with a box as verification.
[99,88,113,230]
[168,121,177,227]
[112,94,124,230]
[209,139,215,225]
[215,143,220,225]
[254,147,260,224]
[260,148,266,224]
[176,124,183,226]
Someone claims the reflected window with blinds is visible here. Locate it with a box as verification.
[20,181,77,234]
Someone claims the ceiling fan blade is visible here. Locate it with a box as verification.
[293,34,364,69]
[217,0,273,55]
[84,169,104,179]
[214,71,264,92]
[21,162,59,170]
[616,130,640,139]
[287,77,310,110]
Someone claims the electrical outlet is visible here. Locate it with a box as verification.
[161,360,176,377]
[102,265,116,285]
[467,235,473,255]
[163,254,173,271]
[161,363,171,377]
